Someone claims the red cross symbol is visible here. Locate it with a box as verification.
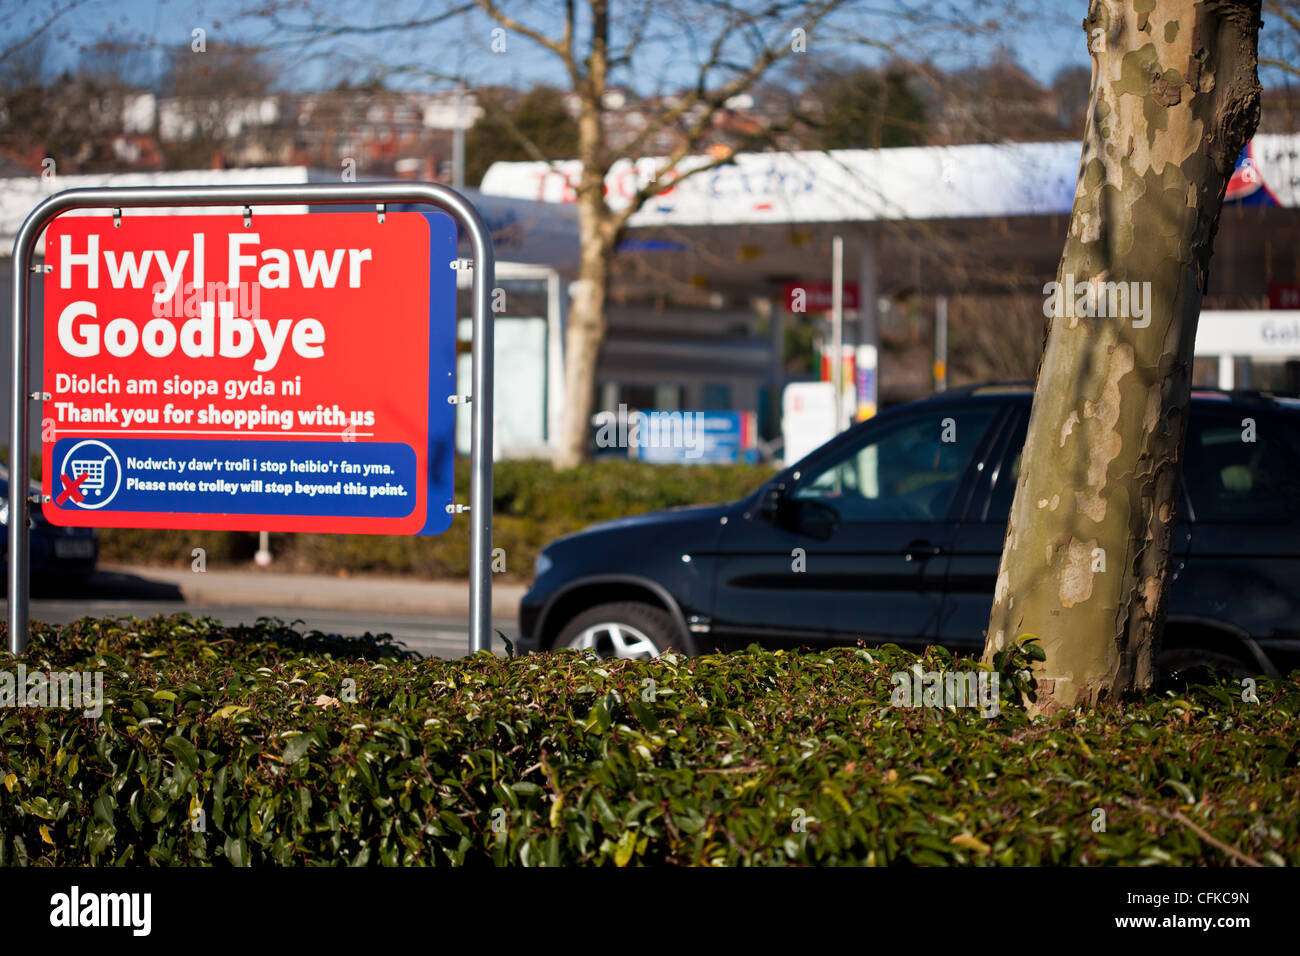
[57,471,89,506]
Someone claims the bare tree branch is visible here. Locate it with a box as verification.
[475,0,582,91]
[258,5,476,45]
[0,0,85,71]
[612,0,847,168]
[1260,56,1300,76]
[1264,0,1300,34]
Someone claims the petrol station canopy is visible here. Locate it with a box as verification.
[481,134,1300,303]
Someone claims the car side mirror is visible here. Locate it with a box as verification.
[793,499,839,541]
[758,482,786,520]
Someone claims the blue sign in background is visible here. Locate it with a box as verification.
[632,410,751,464]
[52,437,418,519]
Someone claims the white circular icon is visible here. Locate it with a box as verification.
[58,439,122,509]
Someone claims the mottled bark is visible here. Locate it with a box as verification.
[557,190,612,470]
[982,0,1262,712]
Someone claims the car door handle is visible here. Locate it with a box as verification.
[903,541,944,562]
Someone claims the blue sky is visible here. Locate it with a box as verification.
[6,0,1098,91]
[7,0,1294,95]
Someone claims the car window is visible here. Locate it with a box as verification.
[986,408,1300,524]
[791,408,997,521]
[986,436,1023,523]
[1184,413,1300,522]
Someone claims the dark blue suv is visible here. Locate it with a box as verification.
[519,386,1300,677]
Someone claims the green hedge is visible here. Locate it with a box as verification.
[1,616,1296,866]
[96,459,773,579]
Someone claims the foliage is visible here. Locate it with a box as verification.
[464,85,579,186]
[1,616,1295,866]
[817,66,927,150]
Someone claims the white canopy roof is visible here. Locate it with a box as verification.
[481,134,1300,227]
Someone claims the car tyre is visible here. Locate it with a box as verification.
[555,601,683,660]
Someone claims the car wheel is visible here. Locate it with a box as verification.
[556,601,682,660]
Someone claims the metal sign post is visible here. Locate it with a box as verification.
[7,182,495,656]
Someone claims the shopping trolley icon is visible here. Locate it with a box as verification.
[58,440,122,510]
[69,456,111,497]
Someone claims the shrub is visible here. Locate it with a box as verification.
[1,616,1296,866]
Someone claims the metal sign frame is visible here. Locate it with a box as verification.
[6,182,495,656]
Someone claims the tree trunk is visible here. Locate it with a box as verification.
[982,0,1262,712]
[555,190,611,470]
[552,2,610,472]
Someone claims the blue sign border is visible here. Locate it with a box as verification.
[419,210,459,535]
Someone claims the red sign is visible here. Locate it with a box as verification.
[42,212,457,535]
[784,281,859,314]
[1226,156,1262,202]
[1269,282,1300,311]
